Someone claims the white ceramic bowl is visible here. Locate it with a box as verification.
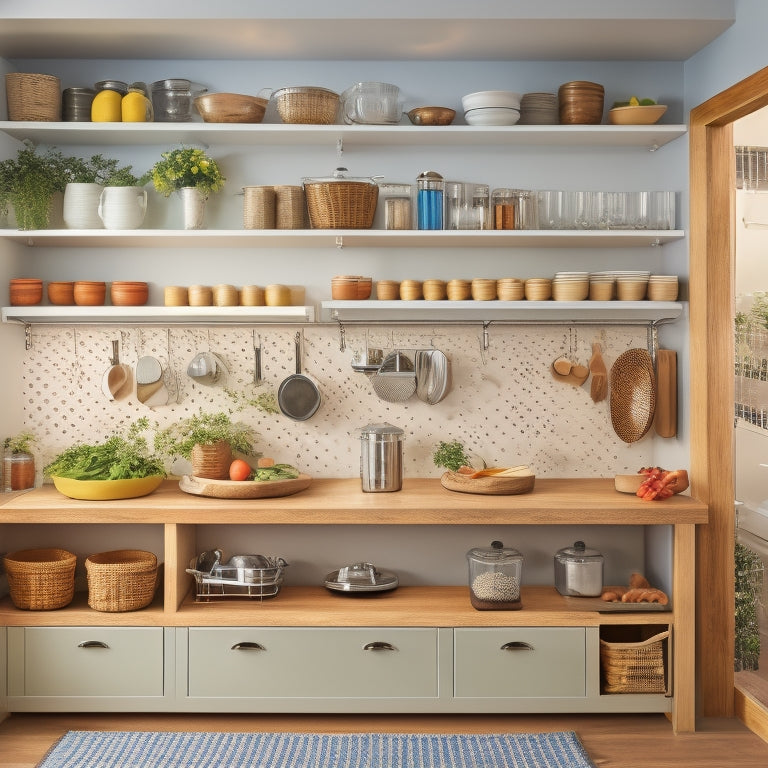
[462,90,521,111]
[464,107,520,126]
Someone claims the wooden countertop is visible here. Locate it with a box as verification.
[0,477,708,525]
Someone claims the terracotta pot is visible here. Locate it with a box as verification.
[3,452,35,491]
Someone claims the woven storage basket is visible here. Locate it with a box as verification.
[6,73,62,121]
[3,548,76,610]
[273,86,339,124]
[85,549,158,612]
[274,185,308,229]
[190,441,233,480]
[243,185,276,229]
[600,629,669,694]
[304,181,378,229]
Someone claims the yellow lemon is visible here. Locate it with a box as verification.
[121,90,153,122]
[91,89,122,122]
[629,95,640,106]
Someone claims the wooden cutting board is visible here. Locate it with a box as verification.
[654,349,677,438]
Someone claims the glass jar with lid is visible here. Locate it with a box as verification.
[151,79,206,122]
[466,540,523,610]
[554,540,604,597]
[416,171,444,230]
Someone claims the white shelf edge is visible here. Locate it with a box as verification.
[321,300,684,324]
[0,122,687,150]
[1,305,315,325]
[2,229,685,249]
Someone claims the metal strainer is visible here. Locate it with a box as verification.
[371,350,416,402]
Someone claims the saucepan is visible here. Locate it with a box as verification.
[278,331,321,421]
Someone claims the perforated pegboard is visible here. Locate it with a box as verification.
[21,323,652,481]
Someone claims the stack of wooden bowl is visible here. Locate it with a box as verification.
[9,278,43,306]
[558,81,605,124]
[646,275,679,301]
[496,277,525,301]
[110,281,149,306]
[470,278,497,300]
[523,278,552,301]
[551,271,590,301]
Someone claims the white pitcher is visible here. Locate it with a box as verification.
[98,185,147,230]
[63,182,105,229]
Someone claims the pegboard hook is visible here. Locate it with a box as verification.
[24,323,32,350]
[338,322,346,352]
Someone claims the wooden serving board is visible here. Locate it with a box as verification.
[562,595,671,612]
[179,473,312,499]
[440,471,535,496]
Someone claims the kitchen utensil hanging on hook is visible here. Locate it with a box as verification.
[415,348,450,404]
[277,330,321,420]
[101,338,130,401]
[551,328,588,386]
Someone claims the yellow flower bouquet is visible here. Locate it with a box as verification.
[148,147,225,197]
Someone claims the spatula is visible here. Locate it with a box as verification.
[589,342,608,402]
[654,349,677,437]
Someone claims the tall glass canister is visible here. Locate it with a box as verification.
[416,171,444,230]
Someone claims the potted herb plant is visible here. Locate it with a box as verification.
[147,146,225,229]
[432,440,473,473]
[0,140,84,230]
[3,430,37,491]
[154,411,259,480]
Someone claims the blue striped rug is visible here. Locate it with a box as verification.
[37,731,596,768]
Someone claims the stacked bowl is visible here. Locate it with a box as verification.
[462,91,521,126]
[588,273,615,301]
[519,92,558,125]
[552,272,589,301]
[558,81,605,125]
[614,270,651,301]
[647,275,679,301]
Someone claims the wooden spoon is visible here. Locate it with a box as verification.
[589,342,608,402]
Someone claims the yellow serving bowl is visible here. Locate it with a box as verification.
[608,104,667,125]
[51,475,164,501]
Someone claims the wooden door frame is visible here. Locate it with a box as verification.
[690,66,768,731]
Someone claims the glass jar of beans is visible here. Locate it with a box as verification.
[466,540,524,610]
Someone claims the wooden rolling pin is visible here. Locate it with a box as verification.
[654,349,677,438]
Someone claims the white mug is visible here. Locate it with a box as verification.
[98,186,147,230]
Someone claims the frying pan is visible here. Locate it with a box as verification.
[278,331,321,421]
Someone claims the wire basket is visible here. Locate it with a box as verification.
[85,549,158,612]
[600,628,669,694]
[273,86,339,125]
[3,548,76,610]
[304,181,378,229]
[5,73,62,121]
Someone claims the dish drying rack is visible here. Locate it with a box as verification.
[186,550,287,602]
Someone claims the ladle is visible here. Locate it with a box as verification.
[101,339,130,401]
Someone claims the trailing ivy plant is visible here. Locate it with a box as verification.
[735,541,764,672]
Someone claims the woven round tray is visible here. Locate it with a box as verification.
[85,549,158,612]
[3,548,76,610]
[609,348,656,443]
[440,471,535,496]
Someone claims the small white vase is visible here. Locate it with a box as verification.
[63,182,104,229]
[178,187,208,230]
[98,186,147,230]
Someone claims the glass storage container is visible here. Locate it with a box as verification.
[416,171,444,230]
[151,79,206,122]
[554,540,604,597]
[466,540,523,610]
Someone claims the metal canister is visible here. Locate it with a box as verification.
[358,422,404,493]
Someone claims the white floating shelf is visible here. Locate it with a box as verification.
[1,229,684,249]
[1,305,315,325]
[321,300,684,324]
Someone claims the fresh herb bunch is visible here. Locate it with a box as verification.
[148,147,225,197]
[224,387,280,414]
[153,410,259,460]
[67,154,145,187]
[3,430,36,455]
[433,440,472,472]
[44,418,165,480]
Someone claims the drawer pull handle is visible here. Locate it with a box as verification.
[363,641,397,652]
[500,641,535,652]
[77,640,109,649]
[231,642,266,651]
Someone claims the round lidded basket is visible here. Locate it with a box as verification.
[85,549,158,612]
[3,548,76,610]
[303,168,379,229]
[558,80,605,125]
[273,86,339,125]
[6,73,62,121]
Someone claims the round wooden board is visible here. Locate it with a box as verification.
[440,471,535,496]
[179,473,312,499]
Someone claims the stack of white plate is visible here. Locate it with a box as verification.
[462,90,521,126]
[519,92,558,125]
[647,274,679,301]
[552,271,589,301]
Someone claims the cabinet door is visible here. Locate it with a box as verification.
[454,627,586,698]
[10,627,164,697]
[188,627,439,698]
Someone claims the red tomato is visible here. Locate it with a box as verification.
[229,459,252,481]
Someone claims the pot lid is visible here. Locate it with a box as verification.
[324,562,399,592]
[555,540,603,562]
[467,540,522,562]
[303,167,380,185]
[357,422,404,440]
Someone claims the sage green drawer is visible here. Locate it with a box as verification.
[188,627,439,698]
[9,626,164,697]
[454,627,586,698]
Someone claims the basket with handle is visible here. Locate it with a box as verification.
[85,549,158,612]
[600,628,669,693]
[5,73,62,121]
[303,168,379,229]
[273,86,339,124]
[3,548,76,610]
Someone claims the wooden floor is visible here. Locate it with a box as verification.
[1,713,768,768]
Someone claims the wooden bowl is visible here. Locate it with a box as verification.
[194,92,268,123]
[609,104,667,125]
[407,106,456,126]
[9,278,43,306]
[110,281,148,306]
[73,281,106,306]
[47,281,75,305]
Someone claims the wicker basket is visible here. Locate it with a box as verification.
[191,440,233,480]
[274,185,308,229]
[600,628,669,694]
[3,548,76,610]
[85,549,158,612]
[6,73,62,121]
[304,180,379,229]
[273,86,339,125]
